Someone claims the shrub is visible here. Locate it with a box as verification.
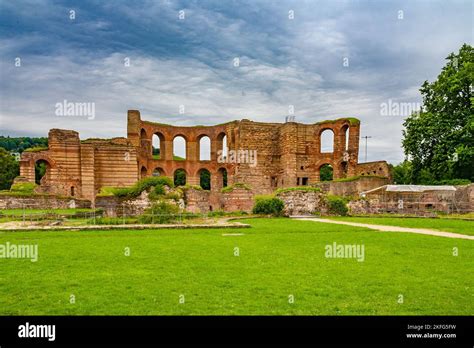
[10,182,37,194]
[433,179,471,185]
[100,177,174,199]
[326,195,348,216]
[138,201,180,224]
[252,195,284,216]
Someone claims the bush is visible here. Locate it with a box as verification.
[100,177,174,199]
[138,201,180,224]
[433,179,471,185]
[10,182,37,194]
[252,196,284,216]
[326,195,348,216]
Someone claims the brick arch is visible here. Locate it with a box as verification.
[152,166,167,176]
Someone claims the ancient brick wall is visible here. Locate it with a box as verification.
[16,109,390,212]
[356,161,391,179]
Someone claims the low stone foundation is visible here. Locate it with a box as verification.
[0,195,91,209]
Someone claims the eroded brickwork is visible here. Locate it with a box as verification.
[18,109,390,208]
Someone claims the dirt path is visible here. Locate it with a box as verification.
[292,217,474,240]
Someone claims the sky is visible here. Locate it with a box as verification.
[0,0,472,163]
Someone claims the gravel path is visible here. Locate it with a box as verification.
[292,217,474,240]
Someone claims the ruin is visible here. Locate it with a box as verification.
[17,110,391,210]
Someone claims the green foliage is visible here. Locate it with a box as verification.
[199,170,211,190]
[221,183,251,193]
[252,196,284,216]
[0,136,48,153]
[23,146,48,152]
[402,44,474,183]
[35,161,47,184]
[139,201,180,224]
[390,161,414,184]
[275,186,321,195]
[0,147,19,190]
[326,195,349,216]
[100,177,174,199]
[10,182,37,193]
[174,169,186,186]
[333,175,387,183]
[320,164,333,181]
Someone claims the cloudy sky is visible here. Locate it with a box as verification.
[0,0,472,163]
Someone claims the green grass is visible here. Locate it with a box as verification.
[328,216,474,236]
[0,218,472,315]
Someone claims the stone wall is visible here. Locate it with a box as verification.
[221,188,254,212]
[0,195,91,210]
[316,176,389,197]
[356,161,391,179]
[276,190,326,216]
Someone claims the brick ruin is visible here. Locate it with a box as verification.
[17,110,390,210]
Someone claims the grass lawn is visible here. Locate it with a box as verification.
[0,218,472,315]
[328,216,474,236]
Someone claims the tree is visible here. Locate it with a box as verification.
[390,161,413,184]
[402,44,474,183]
[0,147,20,190]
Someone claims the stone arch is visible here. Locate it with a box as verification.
[174,168,187,186]
[320,129,334,153]
[173,135,187,160]
[152,132,166,159]
[197,168,211,190]
[198,134,211,161]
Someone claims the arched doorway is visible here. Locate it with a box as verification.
[198,168,211,190]
[174,169,186,186]
[35,159,50,185]
[319,164,333,181]
[152,132,165,159]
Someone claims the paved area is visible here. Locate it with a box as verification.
[292,217,474,240]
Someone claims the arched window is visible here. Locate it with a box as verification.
[319,164,333,181]
[198,169,211,190]
[174,169,186,186]
[152,133,165,159]
[173,136,186,160]
[199,136,211,161]
[320,129,334,153]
